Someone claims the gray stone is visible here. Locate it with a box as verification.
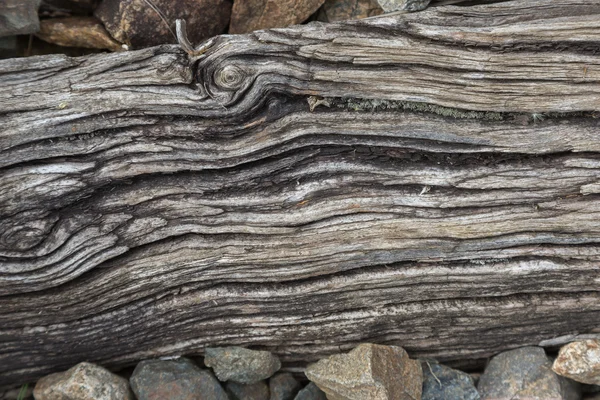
[305,343,422,400]
[226,380,270,400]
[33,362,134,400]
[269,373,302,400]
[478,346,581,400]
[205,347,281,384]
[0,0,41,37]
[130,358,228,400]
[553,340,600,385]
[376,0,430,12]
[421,360,480,400]
[295,382,327,400]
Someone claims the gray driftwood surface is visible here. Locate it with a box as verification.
[1,0,600,386]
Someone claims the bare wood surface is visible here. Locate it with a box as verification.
[1,0,600,386]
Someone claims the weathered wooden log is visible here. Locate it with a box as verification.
[1,0,600,387]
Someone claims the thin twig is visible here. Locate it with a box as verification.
[26,34,33,57]
[426,361,443,388]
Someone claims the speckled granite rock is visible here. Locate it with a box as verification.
[421,360,479,400]
[94,0,231,48]
[478,346,580,400]
[295,382,327,400]
[269,373,302,400]
[205,347,281,384]
[376,0,430,12]
[33,362,134,400]
[553,340,600,385]
[226,380,270,400]
[130,358,228,400]
[305,343,422,400]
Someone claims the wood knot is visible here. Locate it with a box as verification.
[214,65,247,90]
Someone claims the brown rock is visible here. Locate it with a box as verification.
[553,340,600,385]
[229,0,326,34]
[0,0,41,37]
[94,0,231,49]
[33,362,134,400]
[304,343,422,400]
[36,17,123,51]
[317,0,383,22]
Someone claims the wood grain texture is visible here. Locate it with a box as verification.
[1,0,600,386]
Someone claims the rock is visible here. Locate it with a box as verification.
[375,0,430,12]
[229,0,327,34]
[317,0,383,22]
[94,0,231,49]
[0,0,41,37]
[226,380,270,400]
[553,340,600,385]
[421,360,480,400]
[36,17,123,51]
[33,362,133,400]
[304,343,422,400]
[130,358,228,400]
[269,373,302,400]
[295,382,327,400]
[478,346,580,400]
[204,347,281,384]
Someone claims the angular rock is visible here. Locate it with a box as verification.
[305,343,422,400]
[205,347,281,384]
[295,382,327,400]
[130,358,228,400]
[226,380,270,400]
[33,362,133,400]
[0,0,41,37]
[317,0,383,22]
[376,0,430,12]
[95,0,231,49]
[229,0,327,34]
[478,346,580,400]
[421,360,480,400]
[37,17,123,51]
[269,373,302,400]
[553,340,600,385]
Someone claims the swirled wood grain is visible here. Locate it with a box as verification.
[1,0,600,387]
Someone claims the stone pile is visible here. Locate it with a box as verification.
[8,339,598,400]
[0,0,401,58]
